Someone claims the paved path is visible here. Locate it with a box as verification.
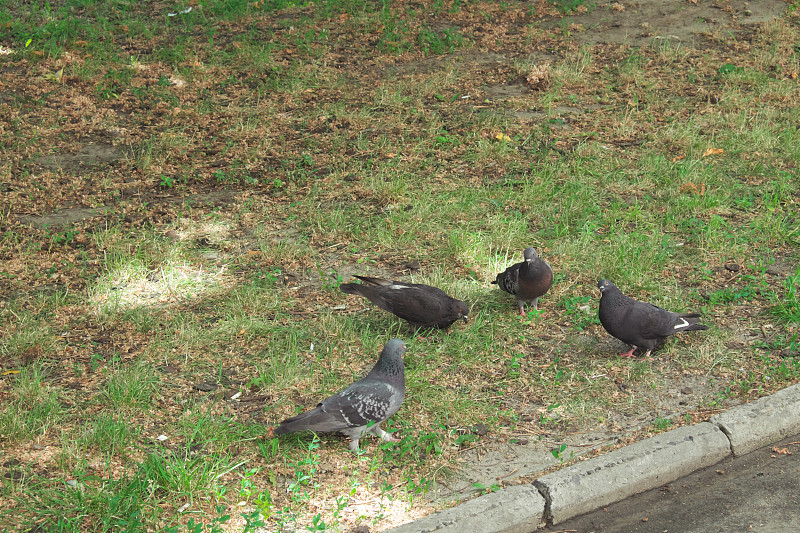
[545,433,800,533]
[386,383,800,533]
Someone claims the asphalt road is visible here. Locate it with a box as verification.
[543,434,800,533]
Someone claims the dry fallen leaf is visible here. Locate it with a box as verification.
[703,147,725,157]
[525,63,551,90]
[680,182,706,196]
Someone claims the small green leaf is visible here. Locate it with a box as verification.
[718,63,742,74]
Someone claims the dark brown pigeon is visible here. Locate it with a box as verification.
[597,279,709,358]
[340,276,469,330]
[273,339,406,451]
[492,247,554,316]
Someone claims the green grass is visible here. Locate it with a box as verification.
[0,362,65,441]
[1,0,800,530]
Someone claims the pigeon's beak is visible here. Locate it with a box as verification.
[462,314,469,323]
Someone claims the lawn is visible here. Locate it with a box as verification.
[1,0,799,531]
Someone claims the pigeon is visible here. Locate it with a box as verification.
[340,275,469,330]
[597,279,709,358]
[492,247,554,316]
[273,339,407,451]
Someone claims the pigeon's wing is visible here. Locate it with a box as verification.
[379,285,449,323]
[275,381,399,435]
[623,301,707,348]
[622,301,672,338]
[321,380,402,426]
[493,264,521,295]
[344,282,450,325]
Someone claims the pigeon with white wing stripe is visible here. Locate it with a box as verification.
[597,279,709,358]
[340,276,468,330]
[273,339,407,451]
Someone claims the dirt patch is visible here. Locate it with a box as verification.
[543,0,787,46]
[16,206,107,229]
[429,371,727,504]
[35,141,127,171]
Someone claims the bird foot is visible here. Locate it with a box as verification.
[619,349,638,358]
[380,431,400,443]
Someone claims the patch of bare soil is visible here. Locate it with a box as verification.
[35,141,127,170]
[543,0,787,46]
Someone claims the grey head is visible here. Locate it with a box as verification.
[597,279,616,293]
[523,247,539,261]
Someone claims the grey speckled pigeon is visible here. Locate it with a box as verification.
[340,276,469,330]
[597,279,709,358]
[273,339,406,451]
[492,247,554,316]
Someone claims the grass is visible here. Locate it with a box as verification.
[1,0,799,531]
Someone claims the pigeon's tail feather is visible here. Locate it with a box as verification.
[273,408,344,435]
[674,313,708,332]
[339,282,364,295]
[683,323,709,332]
[353,275,392,286]
[272,424,292,436]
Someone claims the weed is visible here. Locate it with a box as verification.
[551,443,574,463]
[97,68,132,100]
[472,481,502,495]
[317,264,344,290]
[706,274,768,307]
[43,224,78,247]
[771,267,800,323]
[160,174,176,188]
[417,26,466,55]
[705,386,734,408]
[507,352,524,377]
[562,295,600,330]
[554,0,592,15]
[653,417,673,431]
[10,472,150,532]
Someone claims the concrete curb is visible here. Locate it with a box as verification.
[386,484,545,533]
[533,422,730,524]
[384,382,800,532]
[711,382,800,456]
